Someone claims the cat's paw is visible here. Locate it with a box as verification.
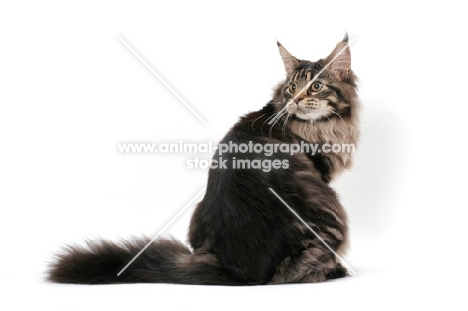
[326,263,349,279]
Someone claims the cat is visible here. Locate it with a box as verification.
[48,34,360,285]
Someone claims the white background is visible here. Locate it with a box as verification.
[1,1,467,310]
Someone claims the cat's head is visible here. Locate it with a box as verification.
[273,34,358,123]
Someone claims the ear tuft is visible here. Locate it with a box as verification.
[342,31,348,43]
[277,41,299,76]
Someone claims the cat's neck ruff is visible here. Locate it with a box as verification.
[289,118,358,145]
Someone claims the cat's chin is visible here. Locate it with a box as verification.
[295,111,322,123]
[294,111,313,121]
[294,109,332,123]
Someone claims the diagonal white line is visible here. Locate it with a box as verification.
[269,37,356,125]
[118,36,207,125]
[117,188,206,276]
[268,187,357,276]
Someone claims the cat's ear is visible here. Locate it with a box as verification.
[326,33,351,79]
[277,41,299,76]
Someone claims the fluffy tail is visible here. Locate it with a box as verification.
[48,238,244,285]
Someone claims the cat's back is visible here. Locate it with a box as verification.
[188,105,323,283]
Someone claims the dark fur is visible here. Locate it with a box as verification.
[49,239,244,285]
[48,37,358,285]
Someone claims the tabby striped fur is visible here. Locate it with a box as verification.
[48,35,359,285]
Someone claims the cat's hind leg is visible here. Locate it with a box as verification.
[268,240,349,284]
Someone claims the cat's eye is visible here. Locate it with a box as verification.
[289,83,297,92]
[311,82,323,92]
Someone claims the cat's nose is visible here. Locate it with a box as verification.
[294,95,305,103]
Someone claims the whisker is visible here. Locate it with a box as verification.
[268,100,293,125]
[278,112,289,138]
[269,111,287,138]
[251,112,274,130]
[261,111,282,135]
[331,110,346,126]
[282,113,292,140]
[268,113,282,138]
[324,113,332,123]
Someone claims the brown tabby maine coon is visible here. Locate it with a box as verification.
[48,34,360,285]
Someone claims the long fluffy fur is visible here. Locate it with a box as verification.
[48,238,244,285]
[48,37,358,286]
